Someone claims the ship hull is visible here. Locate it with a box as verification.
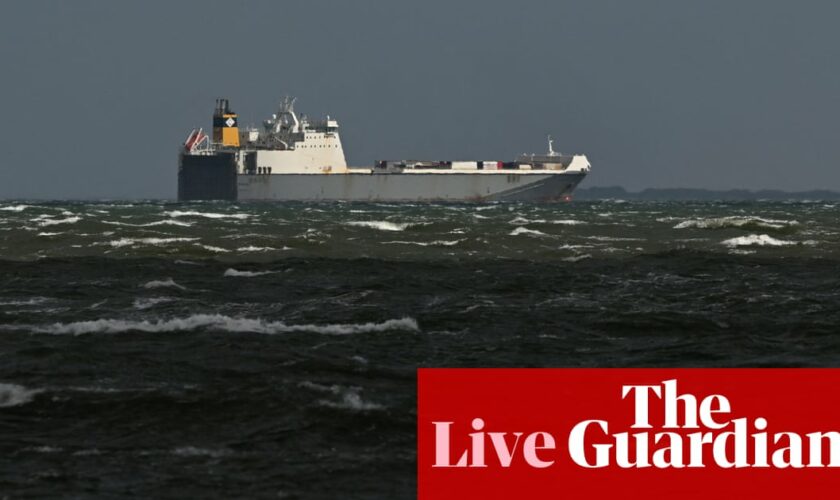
[178,152,238,201]
[178,154,586,202]
[234,172,586,202]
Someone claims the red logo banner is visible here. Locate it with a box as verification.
[418,369,840,499]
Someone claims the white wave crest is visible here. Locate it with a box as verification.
[509,216,546,225]
[382,239,463,247]
[194,244,230,253]
[299,381,384,411]
[223,268,277,277]
[0,204,32,212]
[319,391,384,411]
[165,210,251,220]
[236,245,282,252]
[37,216,81,227]
[675,216,799,230]
[551,219,585,225]
[142,278,186,290]
[584,235,645,242]
[721,234,795,247]
[26,445,62,453]
[346,221,414,231]
[106,237,198,248]
[103,219,193,227]
[27,314,420,336]
[562,254,592,262]
[0,383,41,408]
[37,232,64,237]
[0,297,49,306]
[509,227,548,237]
[133,297,176,310]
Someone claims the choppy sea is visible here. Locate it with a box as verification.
[1,200,839,498]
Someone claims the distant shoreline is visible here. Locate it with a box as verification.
[574,186,840,201]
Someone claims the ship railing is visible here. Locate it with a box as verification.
[182,142,228,155]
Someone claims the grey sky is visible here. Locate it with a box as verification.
[1,0,838,198]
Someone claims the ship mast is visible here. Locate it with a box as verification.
[547,135,557,157]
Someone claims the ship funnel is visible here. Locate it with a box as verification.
[212,98,240,148]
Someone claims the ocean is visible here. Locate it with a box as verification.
[1,200,839,498]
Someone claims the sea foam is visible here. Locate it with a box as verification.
[26,314,420,336]
[0,383,41,408]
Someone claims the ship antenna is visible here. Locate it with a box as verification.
[547,135,556,156]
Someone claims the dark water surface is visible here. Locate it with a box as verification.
[1,200,839,498]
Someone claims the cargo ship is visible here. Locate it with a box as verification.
[178,97,590,202]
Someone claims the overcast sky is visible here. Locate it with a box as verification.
[1,0,838,198]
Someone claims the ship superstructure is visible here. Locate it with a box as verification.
[178,97,590,202]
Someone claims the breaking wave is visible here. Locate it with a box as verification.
[105,237,198,248]
[194,244,230,253]
[0,204,32,212]
[562,254,592,262]
[346,221,415,231]
[509,227,548,237]
[382,239,463,247]
[674,216,799,231]
[223,268,277,277]
[22,315,420,336]
[236,245,282,252]
[721,234,795,247]
[510,217,583,226]
[103,220,193,227]
[165,210,252,220]
[142,278,186,290]
[133,297,176,310]
[584,235,645,242]
[318,391,384,411]
[0,383,41,408]
[299,381,384,411]
[37,216,81,227]
[509,217,546,225]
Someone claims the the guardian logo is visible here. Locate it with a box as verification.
[432,379,840,469]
